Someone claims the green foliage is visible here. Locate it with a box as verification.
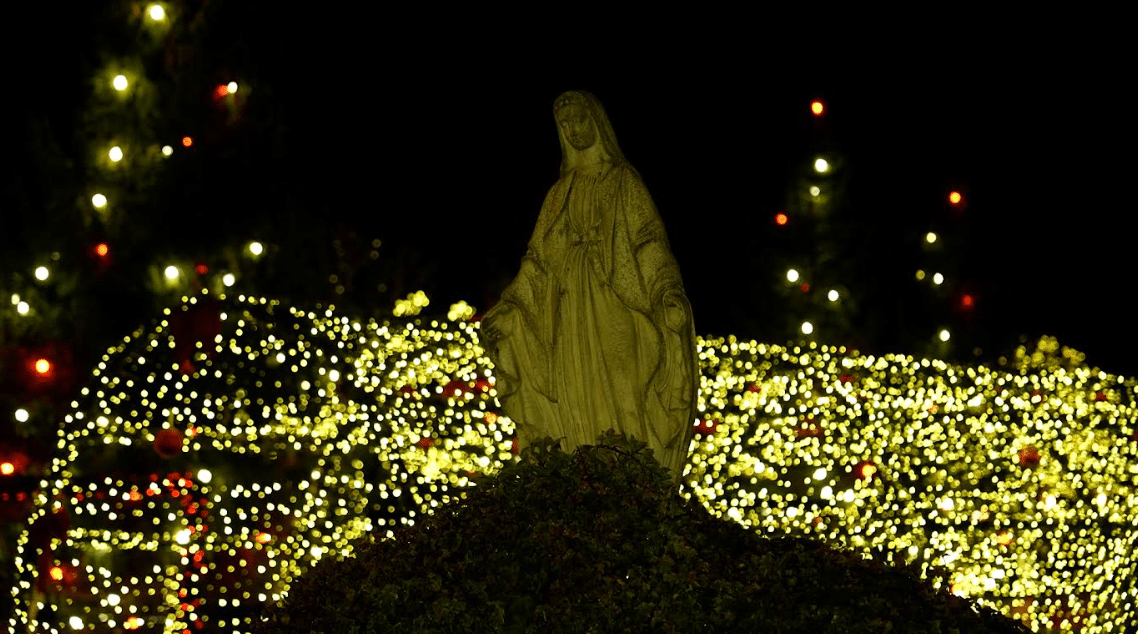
[256,432,1031,634]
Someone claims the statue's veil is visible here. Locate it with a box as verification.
[555,91,635,178]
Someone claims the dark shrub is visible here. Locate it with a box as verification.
[256,432,1030,634]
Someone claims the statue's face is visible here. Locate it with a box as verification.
[557,104,597,151]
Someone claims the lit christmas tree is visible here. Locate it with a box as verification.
[0,0,394,449]
[767,98,985,363]
[769,98,859,347]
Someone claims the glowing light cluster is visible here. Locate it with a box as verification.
[393,290,430,317]
[683,335,1138,633]
[12,291,507,633]
[9,292,1137,633]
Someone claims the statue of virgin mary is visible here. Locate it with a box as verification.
[481,90,697,483]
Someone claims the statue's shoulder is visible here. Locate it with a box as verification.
[608,162,646,189]
[610,163,653,204]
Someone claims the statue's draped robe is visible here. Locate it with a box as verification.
[489,161,697,479]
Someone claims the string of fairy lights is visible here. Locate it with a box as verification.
[8,289,1138,633]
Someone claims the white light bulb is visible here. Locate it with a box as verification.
[92,193,108,209]
[148,4,165,20]
[222,273,236,287]
[801,321,814,335]
[926,232,938,244]
[248,241,264,256]
[827,289,839,302]
[227,81,238,94]
[112,75,128,91]
[933,272,944,285]
[809,186,821,197]
[786,269,800,283]
[164,266,180,280]
[814,158,829,173]
[16,301,30,315]
[162,145,174,157]
[197,469,213,483]
[34,266,49,281]
[939,329,951,342]
[109,146,123,162]
[14,409,29,423]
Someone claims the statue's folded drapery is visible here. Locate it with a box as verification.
[483,91,697,481]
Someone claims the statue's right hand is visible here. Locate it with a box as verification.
[480,304,512,343]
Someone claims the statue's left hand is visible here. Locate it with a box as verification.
[661,290,688,331]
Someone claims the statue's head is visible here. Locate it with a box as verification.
[553,91,629,175]
[555,96,598,151]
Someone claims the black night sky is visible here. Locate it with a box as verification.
[9,8,1136,375]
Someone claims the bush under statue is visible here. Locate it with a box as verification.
[254,93,1028,633]
[255,432,1029,633]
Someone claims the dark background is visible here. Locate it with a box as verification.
[6,6,1135,375]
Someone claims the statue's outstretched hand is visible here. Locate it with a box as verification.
[661,290,688,331]
[481,303,512,343]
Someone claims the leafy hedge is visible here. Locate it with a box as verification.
[255,432,1031,634]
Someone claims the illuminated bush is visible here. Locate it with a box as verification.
[255,432,1029,634]
[681,335,1138,633]
[8,291,1137,633]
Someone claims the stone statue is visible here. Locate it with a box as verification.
[481,90,697,483]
